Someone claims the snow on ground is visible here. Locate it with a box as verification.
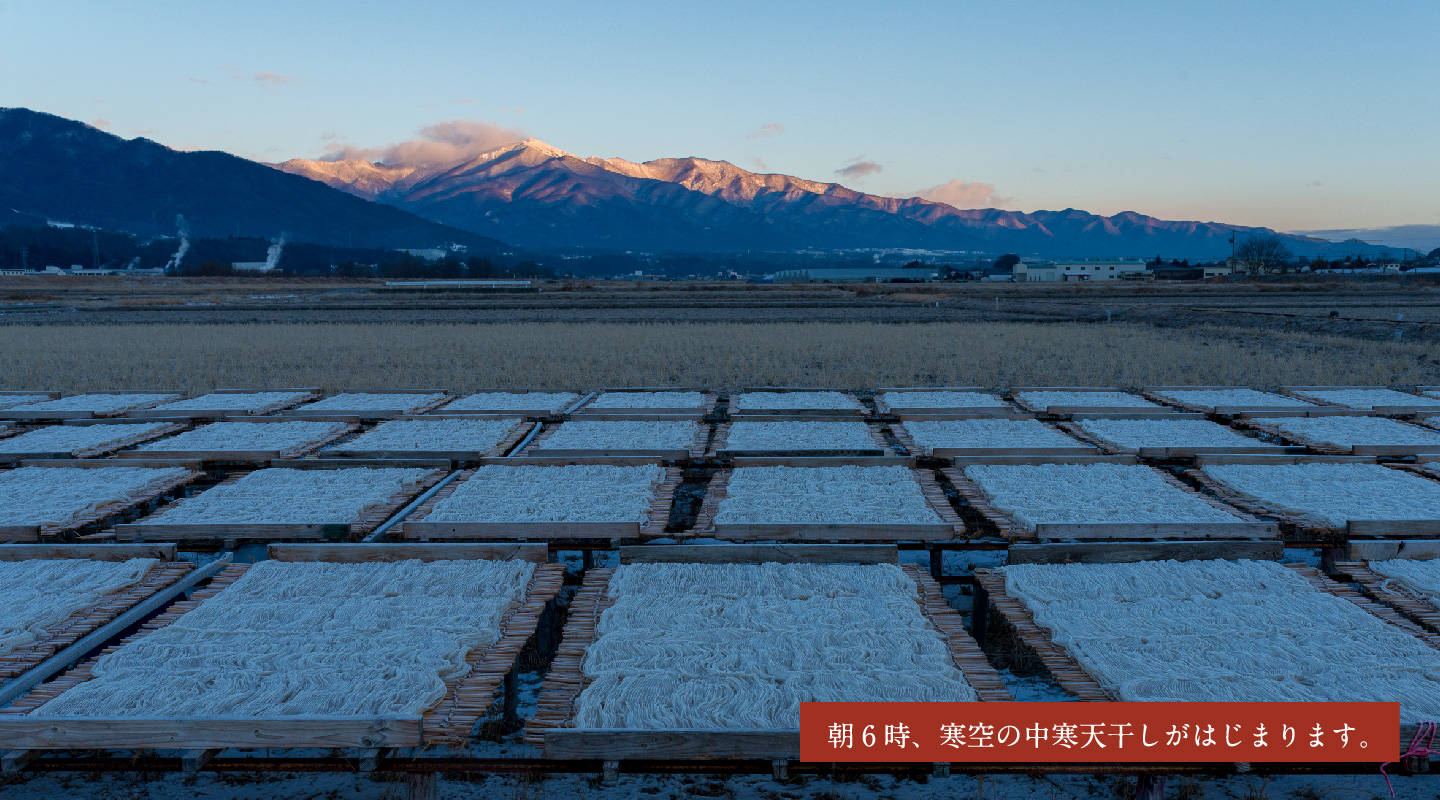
[145,468,434,524]
[422,465,667,523]
[149,392,311,413]
[1251,415,1440,448]
[903,419,1082,453]
[536,420,699,450]
[295,392,447,412]
[1200,463,1440,528]
[136,421,347,452]
[1288,387,1440,409]
[0,422,172,454]
[964,463,1241,532]
[714,466,942,524]
[733,391,864,411]
[1075,418,1262,449]
[879,390,1010,408]
[440,391,580,413]
[332,418,523,453]
[4,393,179,415]
[1012,391,1161,410]
[586,391,706,409]
[724,421,878,451]
[0,466,191,527]
[1147,388,1315,410]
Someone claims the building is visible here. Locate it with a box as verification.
[773,267,939,283]
[1013,261,1149,282]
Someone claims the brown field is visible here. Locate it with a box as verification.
[2,320,1436,393]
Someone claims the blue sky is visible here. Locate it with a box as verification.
[2,0,1437,236]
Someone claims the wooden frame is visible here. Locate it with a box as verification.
[0,464,204,543]
[727,389,867,420]
[892,419,1100,459]
[113,420,360,462]
[0,549,190,682]
[130,388,322,419]
[0,420,189,462]
[519,420,709,461]
[0,553,564,750]
[1006,539,1284,565]
[1278,386,1440,415]
[1139,386,1323,416]
[114,466,450,543]
[1188,464,1440,539]
[943,464,1275,542]
[401,466,682,541]
[1236,416,1440,457]
[0,391,183,421]
[690,467,965,542]
[428,389,584,418]
[710,420,892,459]
[1009,387,1171,416]
[872,388,1018,417]
[1332,560,1440,636]
[570,390,718,420]
[1057,420,1300,459]
[526,552,1009,760]
[279,389,452,418]
[320,419,534,461]
[975,562,1440,736]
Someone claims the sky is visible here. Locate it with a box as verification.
[2,0,1438,240]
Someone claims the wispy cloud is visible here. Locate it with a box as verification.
[90,118,111,130]
[913,178,1012,209]
[185,77,211,85]
[248,71,298,89]
[748,156,770,172]
[322,118,528,166]
[747,122,785,140]
[835,158,883,179]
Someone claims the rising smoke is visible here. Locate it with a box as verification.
[165,215,190,269]
[264,234,287,272]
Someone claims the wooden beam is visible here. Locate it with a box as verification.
[1193,454,1377,466]
[526,448,691,460]
[268,543,549,563]
[181,748,219,772]
[1007,540,1284,565]
[115,523,350,541]
[1346,540,1440,561]
[619,544,899,565]
[270,458,454,470]
[945,454,1138,466]
[1032,522,1278,540]
[711,522,956,541]
[931,447,1098,458]
[728,456,913,468]
[402,521,639,540]
[1,749,39,776]
[544,729,800,760]
[0,716,422,749]
[0,544,177,561]
[1348,520,1440,538]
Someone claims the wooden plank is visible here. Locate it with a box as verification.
[620,544,899,564]
[892,410,1031,419]
[0,526,41,543]
[482,456,667,467]
[268,543,549,563]
[1348,520,1440,538]
[271,458,455,470]
[1193,453,1377,466]
[114,449,284,461]
[18,458,204,469]
[316,450,489,462]
[1046,406,1175,415]
[717,448,885,458]
[402,521,640,540]
[1233,408,1375,418]
[945,454,1138,466]
[932,446,1098,458]
[1132,445,1302,458]
[1346,539,1440,561]
[1351,445,1440,457]
[1007,540,1283,565]
[114,523,351,541]
[729,456,914,468]
[0,544,177,561]
[1032,521,1279,539]
[527,448,690,460]
[711,522,956,541]
[0,716,422,749]
[544,729,799,760]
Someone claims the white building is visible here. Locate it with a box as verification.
[1013,261,1149,282]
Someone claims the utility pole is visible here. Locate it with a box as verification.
[20,246,28,272]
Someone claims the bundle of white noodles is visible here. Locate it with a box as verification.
[34,559,535,717]
[0,423,171,455]
[423,465,666,522]
[963,463,1240,532]
[732,392,863,411]
[904,419,1080,452]
[0,467,191,527]
[298,393,447,412]
[136,421,346,452]
[335,419,523,453]
[0,558,158,657]
[723,421,877,451]
[1251,416,1440,449]
[147,468,433,524]
[151,392,311,413]
[574,563,976,729]
[1075,418,1260,449]
[1199,463,1440,528]
[7,393,179,414]
[1147,389,1313,410]
[1369,559,1440,611]
[442,392,580,413]
[538,421,698,451]
[879,391,1008,409]
[1013,391,1160,410]
[0,395,52,410]
[1002,559,1440,721]
[586,392,705,409]
[714,466,941,524]
[1288,388,1439,410]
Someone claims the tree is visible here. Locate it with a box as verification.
[992,253,1020,273]
[1233,234,1293,275]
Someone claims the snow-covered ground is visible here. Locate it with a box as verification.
[0,422,172,454]
[903,419,1083,452]
[723,421,878,451]
[733,391,864,411]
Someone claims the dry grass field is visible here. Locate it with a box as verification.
[2,321,1436,392]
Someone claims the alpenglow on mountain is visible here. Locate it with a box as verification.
[277,138,1305,257]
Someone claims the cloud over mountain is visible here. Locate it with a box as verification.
[914,178,1012,209]
[836,159,882,179]
[322,118,529,167]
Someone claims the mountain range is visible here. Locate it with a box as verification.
[0,108,505,252]
[279,138,1326,257]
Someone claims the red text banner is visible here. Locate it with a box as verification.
[800,702,1399,763]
